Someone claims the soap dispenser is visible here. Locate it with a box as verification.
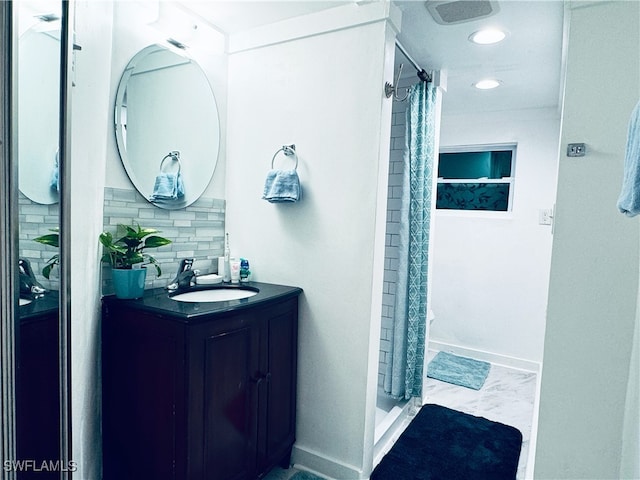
[223,233,231,282]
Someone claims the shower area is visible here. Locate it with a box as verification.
[375,41,439,451]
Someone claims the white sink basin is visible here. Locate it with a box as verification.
[19,298,32,306]
[171,288,258,303]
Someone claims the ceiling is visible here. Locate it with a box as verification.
[180,0,566,116]
[395,0,565,115]
[179,1,345,33]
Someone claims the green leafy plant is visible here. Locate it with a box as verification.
[33,228,59,279]
[99,224,172,276]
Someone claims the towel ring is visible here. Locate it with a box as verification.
[271,144,298,170]
[159,150,181,174]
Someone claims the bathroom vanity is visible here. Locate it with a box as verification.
[102,282,302,480]
[16,294,60,479]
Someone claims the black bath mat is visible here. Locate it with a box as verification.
[371,404,522,480]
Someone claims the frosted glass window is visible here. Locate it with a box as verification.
[436,145,516,211]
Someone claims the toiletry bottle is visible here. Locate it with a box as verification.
[240,258,250,282]
[223,233,231,282]
[230,258,240,284]
[217,256,226,278]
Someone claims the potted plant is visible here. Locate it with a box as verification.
[99,224,172,299]
[33,228,59,279]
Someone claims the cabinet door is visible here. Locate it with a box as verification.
[102,308,186,480]
[258,298,298,472]
[192,315,260,480]
[16,313,60,480]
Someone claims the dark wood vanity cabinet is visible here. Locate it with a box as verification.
[102,291,299,480]
[16,309,60,480]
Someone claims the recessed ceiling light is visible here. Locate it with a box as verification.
[474,79,502,90]
[469,28,506,45]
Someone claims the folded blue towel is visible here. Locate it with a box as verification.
[149,172,185,201]
[617,100,640,216]
[50,150,59,192]
[262,169,301,203]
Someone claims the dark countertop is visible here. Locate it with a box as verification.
[102,281,303,323]
[19,292,59,321]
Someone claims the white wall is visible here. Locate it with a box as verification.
[621,306,639,478]
[70,2,114,478]
[535,2,640,478]
[431,107,560,364]
[225,3,398,478]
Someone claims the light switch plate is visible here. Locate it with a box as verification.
[539,208,553,225]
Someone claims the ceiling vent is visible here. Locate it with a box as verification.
[425,1,500,25]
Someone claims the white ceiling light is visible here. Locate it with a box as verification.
[469,28,506,45]
[474,79,502,90]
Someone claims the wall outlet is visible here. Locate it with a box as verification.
[539,208,553,226]
[567,143,586,157]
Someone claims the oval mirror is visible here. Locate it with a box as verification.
[18,26,60,205]
[115,44,220,209]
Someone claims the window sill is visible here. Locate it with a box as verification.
[434,209,514,220]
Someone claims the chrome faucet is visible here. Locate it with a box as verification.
[19,258,47,295]
[167,258,197,291]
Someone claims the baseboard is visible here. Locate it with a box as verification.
[524,365,544,479]
[292,416,429,480]
[428,340,541,373]
[373,396,419,467]
[292,444,363,479]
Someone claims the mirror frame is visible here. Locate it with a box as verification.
[58,1,73,474]
[114,44,221,209]
[0,1,72,476]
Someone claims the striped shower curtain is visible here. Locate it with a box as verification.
[384,81,436,399]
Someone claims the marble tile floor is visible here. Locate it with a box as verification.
[423,351,538,480]
[265,352,538,480]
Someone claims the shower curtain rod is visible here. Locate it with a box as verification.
[396,40,432,83]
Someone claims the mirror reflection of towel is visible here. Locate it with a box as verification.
[50,151,59,192]
[262,169,301,203]
[149,172,185,201]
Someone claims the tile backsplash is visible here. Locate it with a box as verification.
[19,192,60,291]
[102,187,225,294]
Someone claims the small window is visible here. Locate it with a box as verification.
[436,144,516,212]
